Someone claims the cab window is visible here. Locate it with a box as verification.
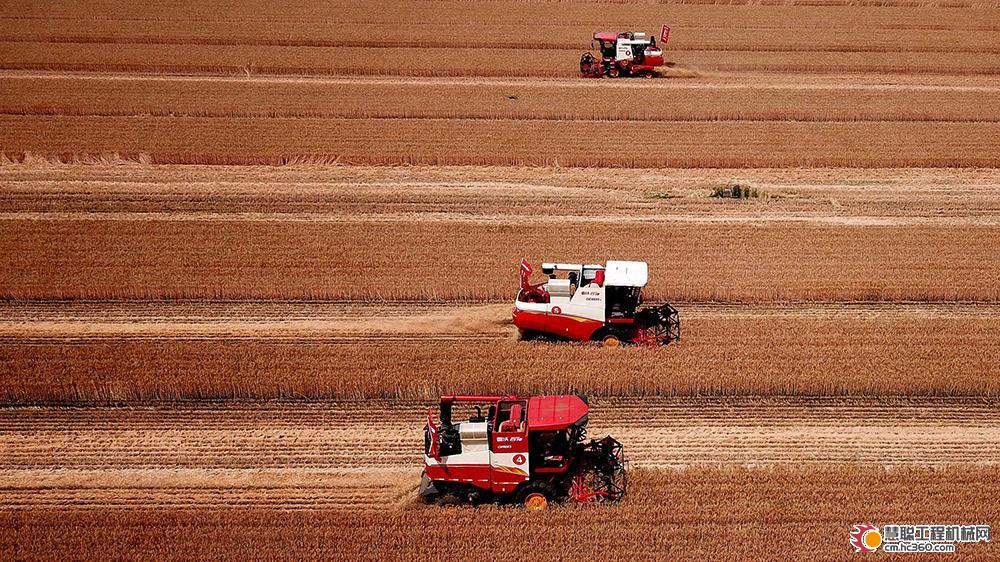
[494,401,526,433]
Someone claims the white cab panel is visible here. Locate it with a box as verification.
[604,260,648,287]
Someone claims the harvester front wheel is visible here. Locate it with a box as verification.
[437,494,461,508]
[608,66,620,78]
[517,483,554,510]
[580,52,598,77]
[524,493,548,510]
[601,334,621,348]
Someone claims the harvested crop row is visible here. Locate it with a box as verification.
[4,301,994,340]
[5,75,999,123]
[3,466,998,560]
[4,164,999,220]
[3,313,999,402]
[4,116,999,167]
[2,300,996,325]
[2,219,998,301]
[5,41,999,76]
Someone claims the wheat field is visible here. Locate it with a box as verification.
[2,0,1000,558]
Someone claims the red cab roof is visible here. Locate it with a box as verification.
[527,395,588,430]
[593,32,620,42]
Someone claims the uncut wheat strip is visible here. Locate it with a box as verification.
[2,116,999,167]
[3,41,1000,77]
[2,218,999,302]
[4,318,998,401]
[2,0,995,27]
[1,0,996,46]
[2,21,997,54]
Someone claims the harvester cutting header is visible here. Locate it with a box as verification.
[580,25,670,78]
[513,259,680,346]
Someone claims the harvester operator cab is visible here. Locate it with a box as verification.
[495,401,526,433]
[603,261,648,319]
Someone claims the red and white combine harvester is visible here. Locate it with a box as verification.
[421,394,626,509]
[580,25,670,78]
[513,259,680,346]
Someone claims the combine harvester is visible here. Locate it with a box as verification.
[513,259,680,347]
[580,25,671,78]
[420,394,626,509]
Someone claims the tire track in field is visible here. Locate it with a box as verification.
[4,71,1000,91]
[7,211,1000,226]
[0,301,997,343]
[0,398,996,510]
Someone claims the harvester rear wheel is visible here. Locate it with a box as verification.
[601,334,621,348]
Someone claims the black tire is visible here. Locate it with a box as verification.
[592,328,626,347]
[437,494,461,507]
[516,482,559,510]
[523,329,560,343]
[601,334,621,347]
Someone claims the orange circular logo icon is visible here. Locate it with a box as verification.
[850,525,882,553]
